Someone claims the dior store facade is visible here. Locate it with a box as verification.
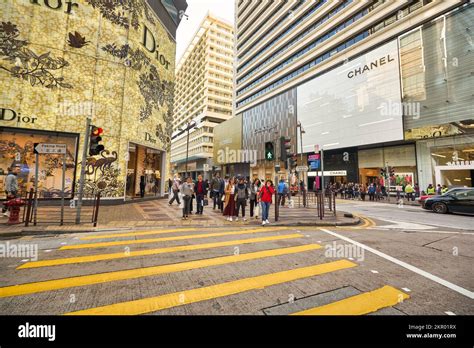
[0,0,187,202]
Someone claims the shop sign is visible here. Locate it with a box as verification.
[308,154,320,161]
[296,166,308,172]
[1,108,38,124]
[145,132,157,144]
[316,170,347,176]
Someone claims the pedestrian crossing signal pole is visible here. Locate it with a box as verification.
[76,118,91,224]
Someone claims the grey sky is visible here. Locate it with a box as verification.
[175,0,235,66]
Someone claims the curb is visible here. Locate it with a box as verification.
[0,217,361,238]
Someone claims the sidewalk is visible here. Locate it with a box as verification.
[0,198,359,238]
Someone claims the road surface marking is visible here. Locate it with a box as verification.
[319,228,474,300]
[371,228,474,236]
[402,287,411,292]
[370,270,379,274]
[445,311,456,315]
[291,286,409,315]
[1,244,322,298]
[17,234,303,269]
[60,227,290,250]
[375,219,436,230]
[81,228,197,240]
[65,260,357,315]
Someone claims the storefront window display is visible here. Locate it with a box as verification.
[126,143,163,198]
[0,127,78,199]
[416,135,474,189]
[358,145,417,188]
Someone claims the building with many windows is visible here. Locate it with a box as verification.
[235,0,473,192]
[171,14,234,179]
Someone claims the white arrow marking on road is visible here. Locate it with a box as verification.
[319,228,474,300]
[376,219,435,230]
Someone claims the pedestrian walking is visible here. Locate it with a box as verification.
[139,175,146,198]
[368,183,376,201]
[219,175,226,212]
[2,165,20,217]
[405,183,414,201]
[223,177,237,221]
[235,177,248,221]
[360,183,367,201]
[180,177,194,220]
[210,173,221,210]
[194,174,208,215]
[249,178,261,219]
[277,178,287,206]
[436,184,442,195]
[168,175,181,205]
[259,179,275,226]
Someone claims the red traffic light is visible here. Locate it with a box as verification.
[92,127,103,136]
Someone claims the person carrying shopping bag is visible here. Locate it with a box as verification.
[249,178,261,219]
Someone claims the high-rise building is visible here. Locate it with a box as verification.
[235,0,473,191]
[1,0,187,202]
[171,13,234,179]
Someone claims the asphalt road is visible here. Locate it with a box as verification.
[0,208,472,315]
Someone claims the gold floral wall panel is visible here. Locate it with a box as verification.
[0,0,176,199]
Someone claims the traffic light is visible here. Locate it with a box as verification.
[265,141,275,161]
[380,168,386,177]
[89,126,104,156]
[389,167,395,177]
[280,136,292,164]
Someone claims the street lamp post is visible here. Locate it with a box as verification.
[180,120,196,178]
[297,121,306,207]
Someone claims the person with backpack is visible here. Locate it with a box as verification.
[210,173,221,210]
[249,178,261,219]
[259,179,275,226]
[234,177,248,221]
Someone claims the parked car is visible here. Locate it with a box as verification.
[417,187,467,205]
[422,187,474,215]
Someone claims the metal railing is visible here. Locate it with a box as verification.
[22,189,101,227]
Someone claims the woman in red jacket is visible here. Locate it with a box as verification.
[259,179,275,226]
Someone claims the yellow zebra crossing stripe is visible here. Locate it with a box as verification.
[60,227,290,250]
[1,244,321,298]
[291,285,409,315]
[65,259,357,315]
[81,227,198,240]
[17,233,303,269]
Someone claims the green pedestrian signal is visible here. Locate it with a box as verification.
[265,141,274,161]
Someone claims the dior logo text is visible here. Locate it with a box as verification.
[1,108,37,124]
[142,25,171,70]
[30,0,78,14]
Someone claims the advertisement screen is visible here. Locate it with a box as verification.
[297,40,403,152]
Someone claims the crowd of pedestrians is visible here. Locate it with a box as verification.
[323,181,423,202]
[168,173,278,225]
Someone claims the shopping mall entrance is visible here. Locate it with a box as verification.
[126,143,164,199]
